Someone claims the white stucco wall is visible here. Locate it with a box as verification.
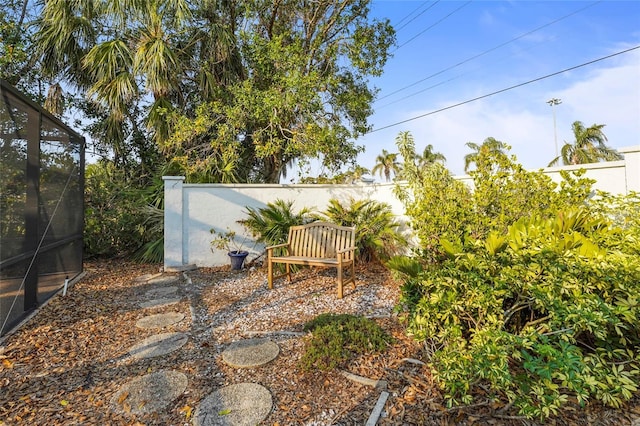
[164,145,640,269]
[164,181,402,268]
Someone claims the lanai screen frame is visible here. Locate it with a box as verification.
[0,79,85,336]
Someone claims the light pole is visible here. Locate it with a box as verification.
[547,98,562,159]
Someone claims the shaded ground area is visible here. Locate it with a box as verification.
[1,260,639,425]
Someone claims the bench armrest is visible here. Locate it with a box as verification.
[337,246,357,255]
[266,242,290,251]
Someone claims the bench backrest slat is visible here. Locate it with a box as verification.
[288,222,355,259]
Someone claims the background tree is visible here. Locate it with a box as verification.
[390,131,444,179]
[548,121,622,166]
[417,143,446,168]
[298,164,370,184]
[332,164,371,184]
[0,0,45,99]
[372,149,401,182]
[463,136,508,173]
[33,0,395,183]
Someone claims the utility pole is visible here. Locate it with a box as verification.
[547,98,562,159]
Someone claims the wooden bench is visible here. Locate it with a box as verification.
[266,222,356,298]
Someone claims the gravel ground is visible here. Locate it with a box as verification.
[1,259,639,425]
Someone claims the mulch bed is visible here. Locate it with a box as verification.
[1,259,639,425]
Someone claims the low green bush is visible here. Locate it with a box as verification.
[391,208,640,418]
[85,161,162,260]
[300,313,392,371]
[392,135,640,418]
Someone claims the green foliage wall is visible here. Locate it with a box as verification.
[392,142,640,418]
[395,210,640,417]
[84,161,163,260]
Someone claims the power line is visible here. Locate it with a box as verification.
[378,1,601,103]
[377,42,540,110]
[368,45,640,134]
[395,1,440,32]
[393,1,471,53]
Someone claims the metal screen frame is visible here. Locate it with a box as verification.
[1,79,85,336]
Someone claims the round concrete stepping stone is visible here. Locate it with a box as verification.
[134,273,162,283]
[221,339,279,368]
[136,312,185,329]
[193,382,272,426]
[139,297,182,309]
[111,370,187,415]
[148,275,180,286]
[128,332,188,359]
[145,286,178,298]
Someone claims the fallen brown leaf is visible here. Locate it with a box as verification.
[117,391,129,405]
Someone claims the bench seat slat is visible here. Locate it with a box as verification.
[269,256,339,266]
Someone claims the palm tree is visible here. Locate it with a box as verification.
[372,149,401,182]
[548,121,622,166]
[318,198,407,262]
[35,0,191,142]
[344,165,370,184]
[463,137,508,173]
[417,144,446,168]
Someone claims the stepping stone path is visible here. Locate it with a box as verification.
[139,281,182,308]
[221,338,280,368]
[148,276,180,286]
[139,297,182,309]
[128,331,188,359]
[113,272,275,424]
[145,285,179,298]
[193,382,273,426]
[111,370,188,415]
[134,273,162,283]
[136,312,185,329]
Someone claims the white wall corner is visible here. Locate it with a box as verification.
[620,146,640,193]
[163,176,185,269]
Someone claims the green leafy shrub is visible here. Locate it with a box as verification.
[241,199,313,246]
[394,136,597,263]
[301,313,392,371]
[316,197,407,262]
[392,138,640,418]
[468,151,588,237]
[394,135,473,262]
[393,208,640,418]
[84,161,165,262]
[132,203,165,263]
[589,190,640,254]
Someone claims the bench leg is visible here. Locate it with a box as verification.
[350,261,356,289]
[286,263,291,282]
[337,266,344,299]
[267,260,274,289]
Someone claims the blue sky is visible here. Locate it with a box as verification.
[345,0,640,178]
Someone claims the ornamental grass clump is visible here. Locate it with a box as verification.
[316,197,407,263]
[300,313,392,371]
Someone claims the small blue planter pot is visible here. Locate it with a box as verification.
[228,251,249,270]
